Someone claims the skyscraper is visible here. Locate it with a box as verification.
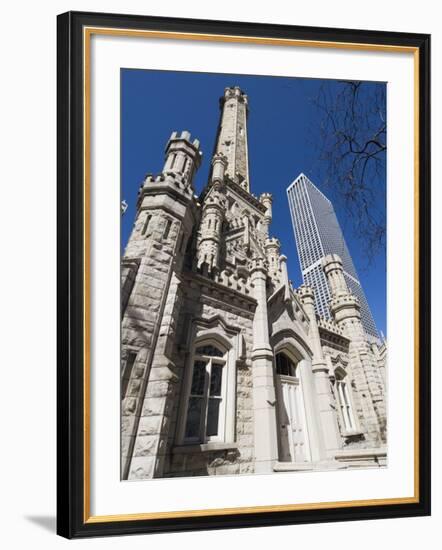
[287,173,380,340]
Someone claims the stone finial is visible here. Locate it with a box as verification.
[211,152,228,183]
[279,254,291,301]
[259,193,273,222]
[297,284,315,303]
[264,237,281,251]
[259,192,273,205]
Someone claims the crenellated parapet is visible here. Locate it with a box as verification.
[220,86,249,108]
[138,171,194,208]
[125,131,202,263]
[317,317,346,337]
[328,294,361,325]
[249,256,268,276]
[297,284,315,306]
[163,130,202,179]
[265,236,280,252]
[137,130,202,213]
[215,268,253,296]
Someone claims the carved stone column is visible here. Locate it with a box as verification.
[250,257,278,473]
[298,285,341,458]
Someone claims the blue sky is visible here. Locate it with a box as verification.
[121,69,386,336]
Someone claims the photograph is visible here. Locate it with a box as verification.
[0,0,435,545]
[120,69,388,481]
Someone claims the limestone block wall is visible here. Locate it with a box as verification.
[234,98,249,187]
[164,285,256,477]
[121,215,183,479]
[121,258,139,316]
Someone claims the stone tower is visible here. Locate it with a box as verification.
[121,131,202,479]
[322,254,387,444]
[215,86,250,191]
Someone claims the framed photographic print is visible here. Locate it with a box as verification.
[57,11,431,538]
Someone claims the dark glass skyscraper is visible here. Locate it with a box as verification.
[287,173,379,340]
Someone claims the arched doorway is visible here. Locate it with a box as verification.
[275,352,311,463]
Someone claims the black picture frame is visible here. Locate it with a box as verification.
[57,10,431,539]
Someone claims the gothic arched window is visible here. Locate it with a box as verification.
[335,370,357,432]
[183,342,228,443]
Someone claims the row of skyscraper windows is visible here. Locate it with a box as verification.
[305,264,331,320]
[287,174,380,340]
[293,186,322,266]
[287,177,323,270]
[305,179,358,280]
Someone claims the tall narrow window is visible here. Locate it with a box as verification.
[184,343,227,443]
[163,219,172,240]
[142,214,152,236]
[121,351,137,399]
[336,378,356,431]
[182,157,189,174]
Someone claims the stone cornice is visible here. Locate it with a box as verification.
[137,182,196,211]
[226,178,267,213]
[199,176,267,215]
[181,270,257,312]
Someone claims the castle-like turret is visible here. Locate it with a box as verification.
[121,130,202,479]
[163,130,202,182]
[196,155,227,275]
[322,254,387,444]
[322,253,362,327]
[265,237,281,283]
[259,192,273,235]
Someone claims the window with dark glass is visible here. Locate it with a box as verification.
[275,353,297,377]
[121,351,137,399]
[142,214,152,236]
[163,219,172,239]
[184,343,226,442]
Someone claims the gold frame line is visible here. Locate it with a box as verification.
[82,26,420,524]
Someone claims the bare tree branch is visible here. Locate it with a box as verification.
[312,80,386,265]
